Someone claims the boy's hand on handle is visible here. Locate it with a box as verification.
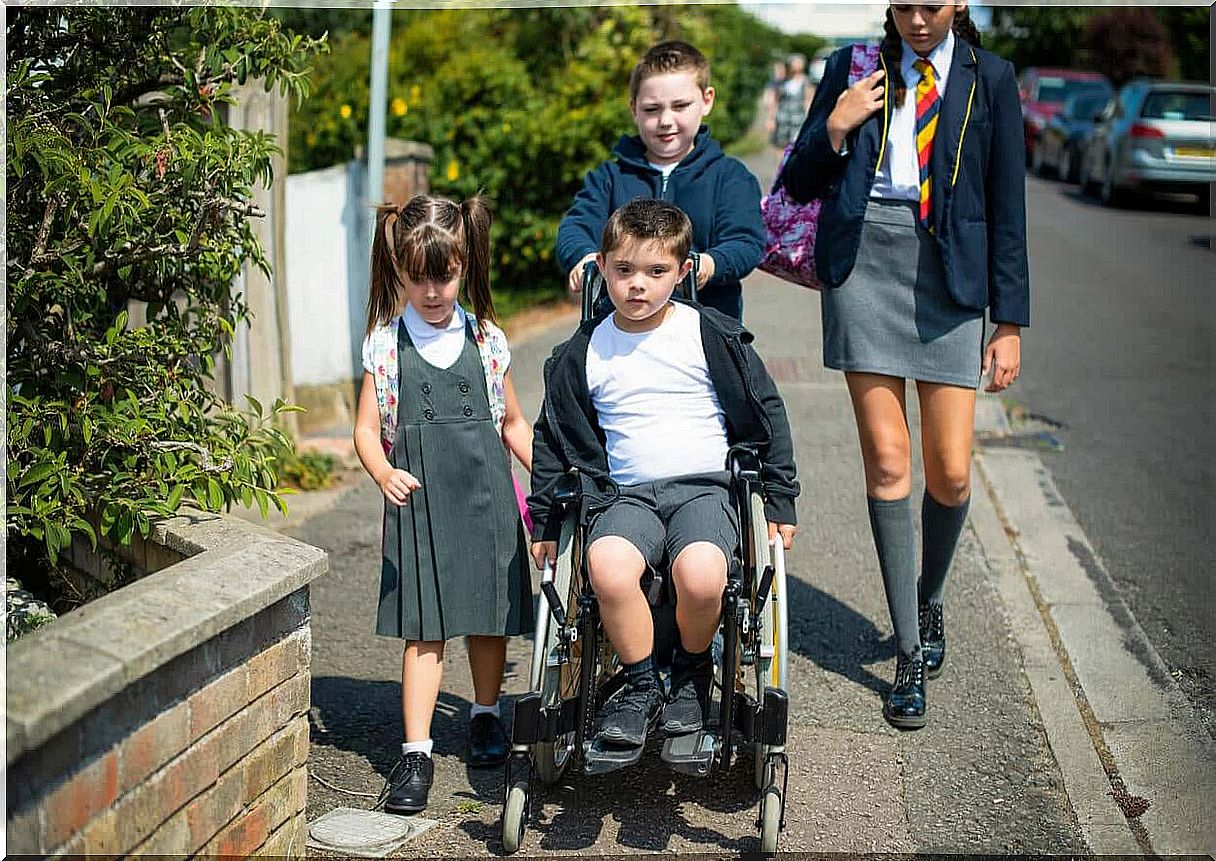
[530,541,558,571]
[768,522,797,551]
[378,468,421,506]
[567,253,599,295]
[694,252,716,288]
[983,324,1022,393]
[827,69,885,153]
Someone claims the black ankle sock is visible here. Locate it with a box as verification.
[624,654,659,690]
[673,644,711,672]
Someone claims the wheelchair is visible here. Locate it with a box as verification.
[500,259,792,854]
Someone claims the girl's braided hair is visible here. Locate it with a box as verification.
[880,5,983,108]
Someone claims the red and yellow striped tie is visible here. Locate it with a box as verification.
[913,58,940,228]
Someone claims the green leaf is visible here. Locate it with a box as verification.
[166,484,185,510]
[19,462,58,488]
[207,477,223,510]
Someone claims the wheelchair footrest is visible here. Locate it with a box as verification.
[583,739,645,775]
[660,730,718,777]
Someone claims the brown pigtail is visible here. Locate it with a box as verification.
[880,10,908,108]
[367,204,405,336]
[460,194,497,331]
[952,6,983,48]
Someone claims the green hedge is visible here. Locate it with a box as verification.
[288,7,786,298]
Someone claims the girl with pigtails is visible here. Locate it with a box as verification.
[353,194,534,814]
[780,3,1029,729]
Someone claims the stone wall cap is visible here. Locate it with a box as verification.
[5,507,328,764]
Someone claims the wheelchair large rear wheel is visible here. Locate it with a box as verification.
[533,516,582,785]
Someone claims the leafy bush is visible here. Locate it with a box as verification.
[288,7,784,296]
[6,9,324,582]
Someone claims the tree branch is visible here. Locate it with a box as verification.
[29,198,60,268]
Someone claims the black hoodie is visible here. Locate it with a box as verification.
[527,300,800,542]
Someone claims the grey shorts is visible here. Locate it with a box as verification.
[588,471,739,569]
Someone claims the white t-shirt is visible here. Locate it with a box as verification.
[586,302,729,486]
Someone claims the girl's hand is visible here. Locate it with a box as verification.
[826,69,885,152]
[379,468,421,506]
[531,541,558,571]
[768,522,797,551]
[983,324,1022,393]
[567,253,598,295]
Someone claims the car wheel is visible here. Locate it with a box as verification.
[1078,152,1096,196]
[1059,146,1076,184]
[1031,141,1048,177]
[1100,163,1124,207]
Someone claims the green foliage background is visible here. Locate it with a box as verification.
[987,7,1210,84]
[285,6,787,297]
[6,8,324,594]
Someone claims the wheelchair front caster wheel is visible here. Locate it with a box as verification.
[501,779,529,854]
[758,785,782,854]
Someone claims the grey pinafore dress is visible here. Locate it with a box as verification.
[375,317,533,642]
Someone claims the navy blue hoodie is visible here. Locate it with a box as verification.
[556,126,764,320]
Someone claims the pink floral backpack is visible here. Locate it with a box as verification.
[759,44,881,289]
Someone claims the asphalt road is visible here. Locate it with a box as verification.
[1010,176,1214,732]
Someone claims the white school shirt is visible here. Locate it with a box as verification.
[401,301,467,368]
[871,31,955,202]
[585,302,729,486]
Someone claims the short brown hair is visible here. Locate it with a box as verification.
[628,40,711,102]
[601,198,692,262]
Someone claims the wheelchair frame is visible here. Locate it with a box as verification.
[501,259,792,853]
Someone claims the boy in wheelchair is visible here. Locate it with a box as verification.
[529,198,799,758]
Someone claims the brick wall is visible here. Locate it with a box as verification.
[6,509,327,858]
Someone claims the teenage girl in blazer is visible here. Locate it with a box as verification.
[779,2,1028,729]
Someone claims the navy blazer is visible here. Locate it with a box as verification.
[780,42,1030,327]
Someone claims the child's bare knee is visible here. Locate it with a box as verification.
[588,536,646,601]
[672,542,728,605]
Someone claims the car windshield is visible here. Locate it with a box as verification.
[1067,95,1108,120]
[1036,77,1107,104]
[1140,90,1215,121]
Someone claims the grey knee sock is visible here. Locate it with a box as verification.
[919,492,971,606]
[866,495,920,662]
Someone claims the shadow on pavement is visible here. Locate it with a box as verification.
[457,749,760,855]
[785,575,895,697]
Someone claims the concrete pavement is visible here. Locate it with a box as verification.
[278,147,1213,856]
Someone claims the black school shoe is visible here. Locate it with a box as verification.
[468,712,509,767]
[883,655,927,730]
[596,681,663,747]
[384,751,434,815]
[919,602,946,679]
[662,656,712,735]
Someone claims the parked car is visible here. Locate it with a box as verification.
[1033,90,1114,182]
[1079,80,1216,208]
[1018,67,1112,163]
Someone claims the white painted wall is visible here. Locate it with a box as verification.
[283,162,368,387]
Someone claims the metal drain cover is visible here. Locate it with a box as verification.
[307,807,438,857]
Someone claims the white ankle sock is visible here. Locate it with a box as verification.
[402,739,433,757]
[470,701,501,719]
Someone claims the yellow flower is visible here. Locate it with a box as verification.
[446,159,460,182]
[501,253,511,265]
[306,132,316,146]
[540,248,550,261]
[502,122,511,134]
[410,85,422,103]
[391,97,407,117]
[339,103,352,119]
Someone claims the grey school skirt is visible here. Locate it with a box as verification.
[822,198,984,388]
